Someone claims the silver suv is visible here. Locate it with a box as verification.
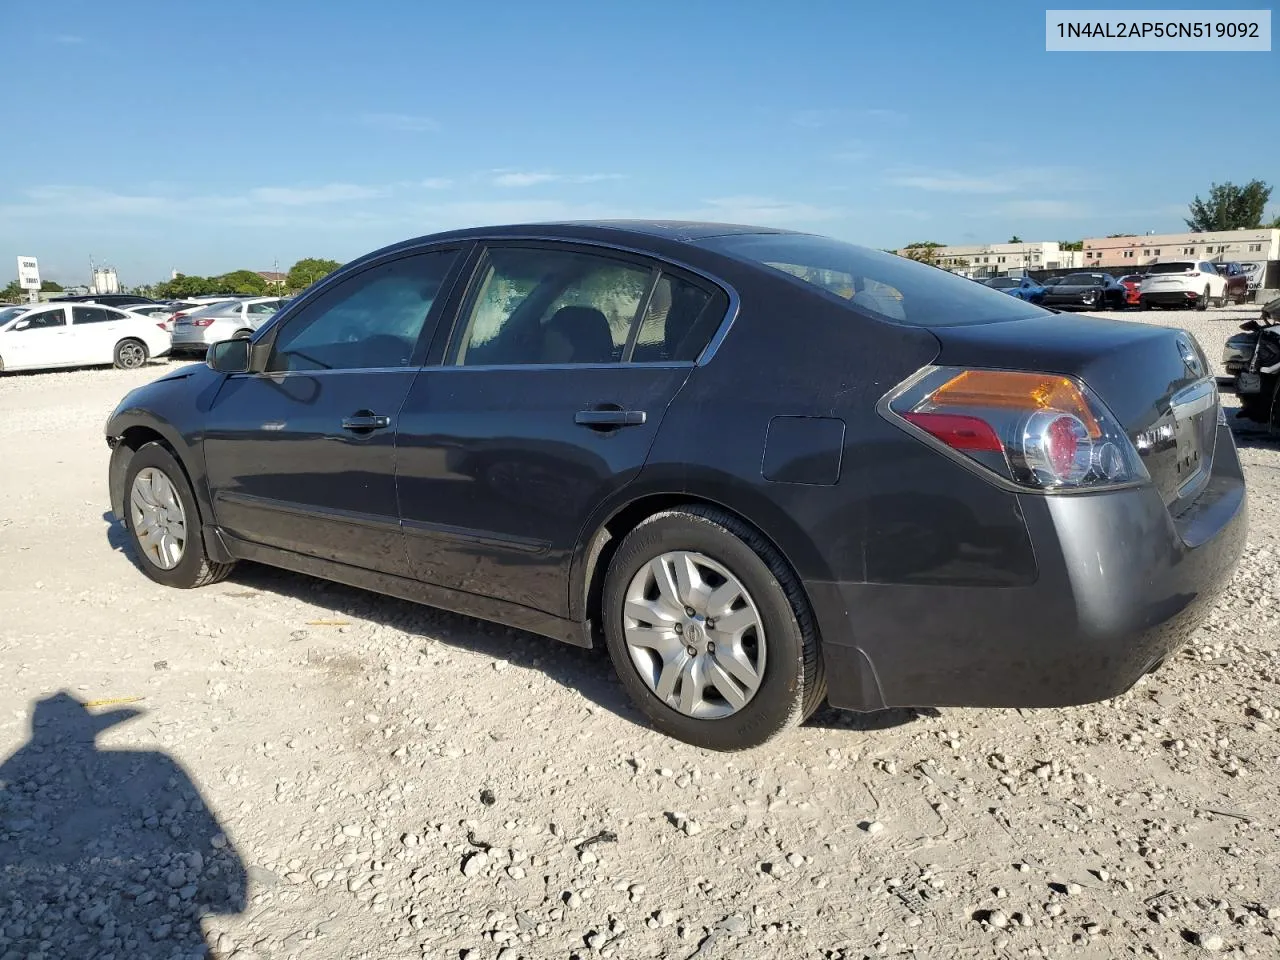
[170,297,287,354]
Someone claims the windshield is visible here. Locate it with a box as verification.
[1062,273,1105,285]
[0,306,32,326]
[1146,262,1195,275]
[697,233,1046,327]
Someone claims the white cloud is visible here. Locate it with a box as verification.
[793,107,907,128]
[247,183,384,205]
[996,199,1092,218]
[691,196,842,225]
[420,177,453,189]
[490,170,626,188]
[889,166,1083,195]
[360,112,439,133]
[889,173,1014,194]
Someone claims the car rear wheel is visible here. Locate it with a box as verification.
[601,506,824,750]
[114,338,148,369]
[123,442,235,589]
[1196,286,1209,311]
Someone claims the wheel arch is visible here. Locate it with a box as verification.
[570,480,829,649]
[107,417,230,563]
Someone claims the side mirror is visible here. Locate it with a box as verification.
[206,338,251,374]
[12,319,30,331]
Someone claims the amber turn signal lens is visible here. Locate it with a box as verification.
[927,370,1102,438]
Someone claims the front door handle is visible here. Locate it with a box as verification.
[575,409,647,427]
[341,413,391,432]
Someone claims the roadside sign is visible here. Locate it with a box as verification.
[17,257,40,290]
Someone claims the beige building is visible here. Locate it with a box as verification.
[898,241,1083,277]
[1083,229,1280,269]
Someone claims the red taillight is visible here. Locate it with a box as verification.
[902,412,1002,452]
[886,367,1147,491]
[156,322,168,330]
[191,318,215,327]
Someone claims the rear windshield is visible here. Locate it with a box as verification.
[186,301,238,318]
[1146,261,1196,275]
[986,278,1018,289]
[697,233,1045,327]
[1062,273,1105,284]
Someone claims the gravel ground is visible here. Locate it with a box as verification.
[1,304,1277,960]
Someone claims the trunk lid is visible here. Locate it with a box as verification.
[929,312,1220,513]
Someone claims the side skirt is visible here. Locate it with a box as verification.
[219,530,589,648]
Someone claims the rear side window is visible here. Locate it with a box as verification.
[72,306,117,324]
[631,274,725,362]
[1146,261,1195,275]
[698,233,1042,327]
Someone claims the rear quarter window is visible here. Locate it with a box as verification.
[697,233,1046,327]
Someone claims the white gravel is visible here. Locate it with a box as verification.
[1,306,1277,958]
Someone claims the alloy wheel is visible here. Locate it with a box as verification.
[622,551,766,719]
[129,467,187,570]
[118,341,146,368]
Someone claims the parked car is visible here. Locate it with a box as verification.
[1139,260,1227,311]
[1210,261,1250,305]
[1119,274,1144,307]
[1041,272,1129,311]
[0,303,171,372]
[105,221,1247,750]
[983,276,1046,303]
[163,297,253,335]
[50,294,159,307]
[169,297,288,355]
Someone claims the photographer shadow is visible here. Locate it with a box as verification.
[0,692,245,955]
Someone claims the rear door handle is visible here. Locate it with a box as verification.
[575,409,647,427]
[341,414,391,432]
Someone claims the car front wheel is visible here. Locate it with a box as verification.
[601,506,824,750]
[123,442,235,588]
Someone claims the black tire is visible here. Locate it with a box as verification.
[601,506,825,751]
[122,442,235,589]
[1196,286,1209,311]
[1140,298,1151,311]
[114,338,148,369]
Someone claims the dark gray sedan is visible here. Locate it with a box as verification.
[105,221,1247,750]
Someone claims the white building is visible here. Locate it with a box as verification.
[897,241,1083,277]
[1083,228,1279,269]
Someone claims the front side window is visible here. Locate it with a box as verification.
[72,306,118,324]
[12,308,66,331]
[268,250,458,372]
[454,247,652,366]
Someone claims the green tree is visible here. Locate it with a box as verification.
[154,274,216,299]
[286,258,341,292]
[1185,179,1273,232]
[39,280,64,292]
[901,241,946,268]
[1,280,24,301]
[1106,233,1137,238]
[215,270,269,296]
[1058,240,1083,251]
[1007,235,1023,243]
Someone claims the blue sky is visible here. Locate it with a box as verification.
[1,0,1276,286]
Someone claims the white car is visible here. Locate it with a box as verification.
[0,303,172,373]
[1139,259,1228,311]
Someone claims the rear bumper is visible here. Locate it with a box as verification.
[809,424,1248,712]
[1142,290,1198,306]
[170,329,217,350]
